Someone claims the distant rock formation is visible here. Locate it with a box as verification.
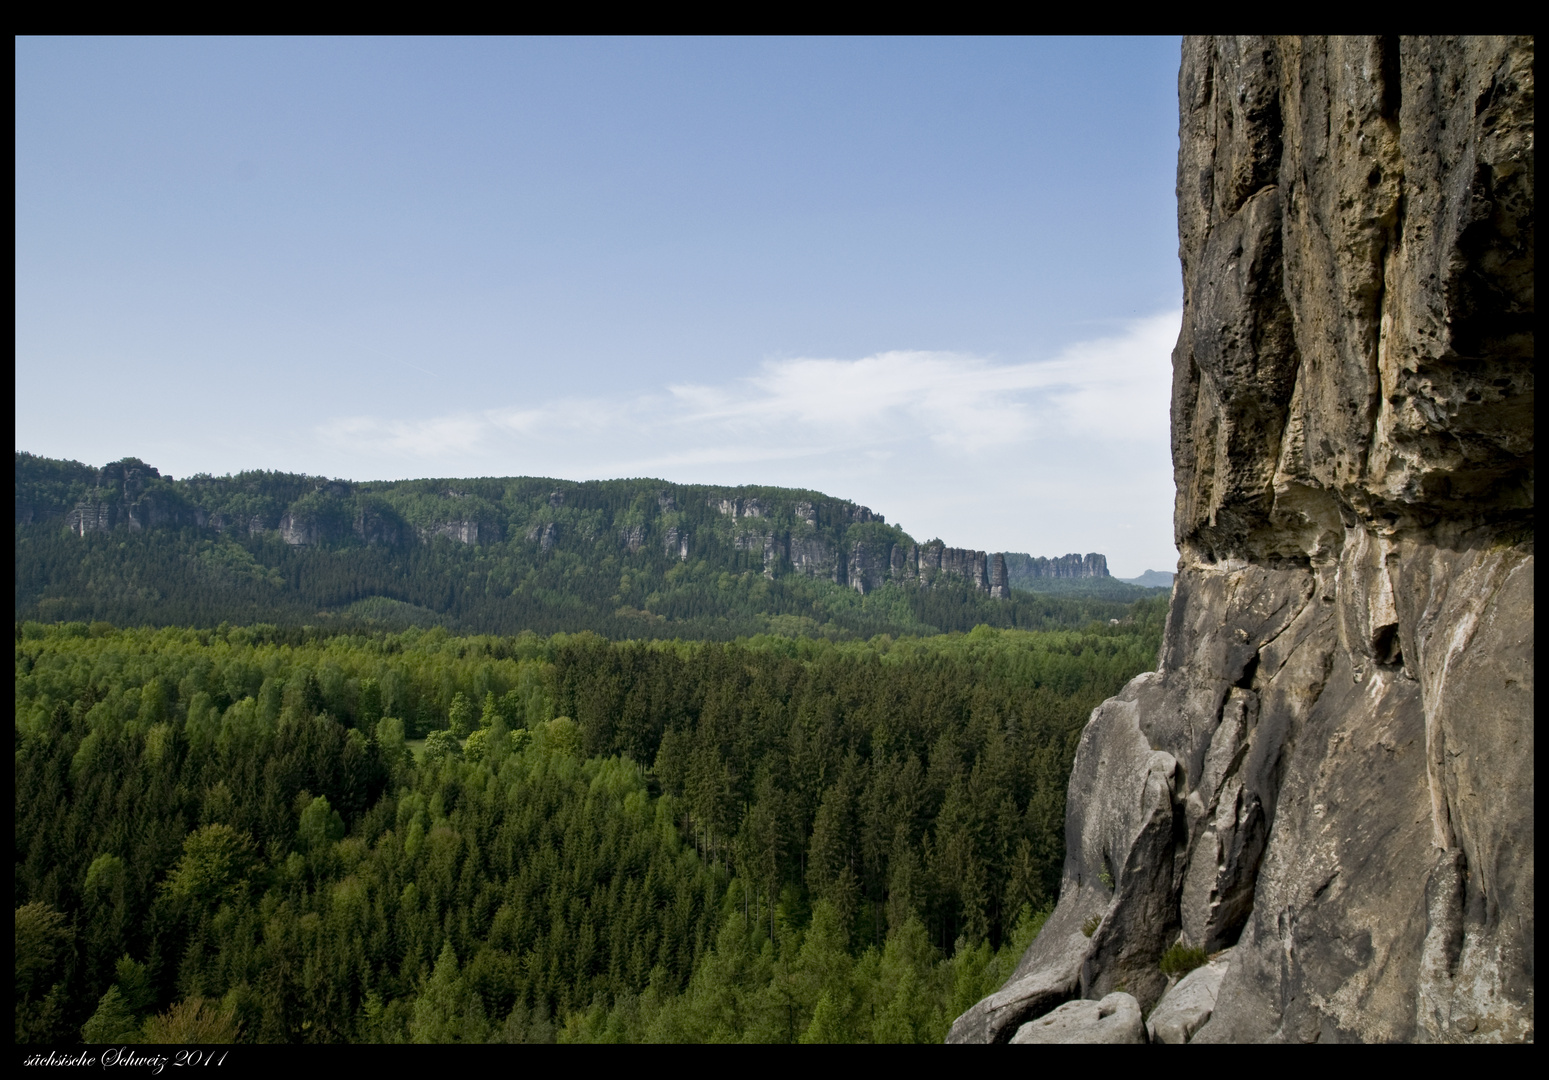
[662,525,689,560]
[64,459,198,536]
[847,540,891,594]
[525,522,559,552]
[990,553,1011,599]
[1000,552,1109,590]
[27,458,1112,603]
[788,535,838,580]
[277,511,324,546]
[730,531,1007,595]
[952,35,1533,1045]
[416,520,485,545]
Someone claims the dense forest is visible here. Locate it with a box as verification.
[16,453,1160,640]
[16,604,1165,1043]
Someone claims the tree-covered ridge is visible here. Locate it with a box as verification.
[16,452,1163,639]
[15,605,1164,1042]
[16,451,906,558]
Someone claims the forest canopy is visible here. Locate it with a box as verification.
[15,604,1165,1043]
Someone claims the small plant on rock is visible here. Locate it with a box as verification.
[1081,914,1102,937]
[1159,942,1208,978]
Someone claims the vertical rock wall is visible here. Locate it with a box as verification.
[951,36,1532,1044]
[1000,552,1111,585]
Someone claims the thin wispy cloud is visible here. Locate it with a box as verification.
[323,311,1179,467]
[317,311,1182,574]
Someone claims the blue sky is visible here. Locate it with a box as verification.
[16,37,1184,576]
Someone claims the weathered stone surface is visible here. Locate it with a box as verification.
[1009,993,1145,1044]
[955,36,1532,1045]
[1147,952,1232,1044]
[199,508,272,536]
[709,494,772,519]
[947,893,1100,1044]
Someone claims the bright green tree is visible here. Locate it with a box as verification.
[141,998,240,1044]
[448,693,475,738]
[163,825,257,908]
[410,942,489,1043]
[422,729,460,763]
[82,986,140,1044]
[298,795,345,852]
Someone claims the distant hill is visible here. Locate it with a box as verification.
[1117,569,1175,588]
[15,452,1165,638]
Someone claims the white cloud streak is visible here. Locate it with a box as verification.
[317,311,1182,575]
[327,311,1178,463]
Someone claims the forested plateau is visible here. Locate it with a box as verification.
[16,609,1166,1043]
[16,452,1158,640]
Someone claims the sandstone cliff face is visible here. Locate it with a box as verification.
[952,36,1532,1044]
[416,520,484,545]
[847,540,892,594]
[701,488,1010,594]
[65,459,200,536]
[1001,552,1110,586]
[990,553,1011,598]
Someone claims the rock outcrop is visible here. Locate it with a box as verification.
[990,553,1011,598]
[1001,552,1110,588]
[847,540,892,594]
[353,504,404,546]
[417,520,484,545]
[717,527,1016,596]
[65,459,199,535]
[1009,992,1145,1044]
[278,511,328,546]
[619,524,646,553]
[525,522,559,552]
[1147,953,1232,1044]
[916,540,990,590]
[952,36,1532,1044]
[61,458,199,536]
[662,525,689,560]
[788,535,839,581]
